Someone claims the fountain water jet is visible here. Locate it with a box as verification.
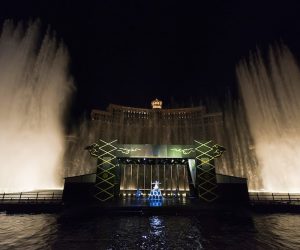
[220,97,261,191]
[237,45,300,192]
[0,20,73,192]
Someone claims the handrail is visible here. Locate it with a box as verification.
[0,191,63,204]
[249,192,300,203]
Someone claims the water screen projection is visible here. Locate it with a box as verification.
[0,21,73,192]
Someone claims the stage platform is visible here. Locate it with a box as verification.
[2,190,300,214]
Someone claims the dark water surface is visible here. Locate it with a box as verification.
[0,212,300,249]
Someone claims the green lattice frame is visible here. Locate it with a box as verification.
[194,140,225,202]
[87,139,117,202]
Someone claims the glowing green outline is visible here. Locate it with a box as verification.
[170,148,195,154]
[117,147,141,154]
[87,139,117,202]
[194,140,225,202]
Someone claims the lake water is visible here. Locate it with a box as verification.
[0,212,300,249]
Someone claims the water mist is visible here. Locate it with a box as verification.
[237,45,300,192]
[0,21,73,192]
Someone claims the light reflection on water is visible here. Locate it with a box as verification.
[120,197,188,207]
[0,213,300,249]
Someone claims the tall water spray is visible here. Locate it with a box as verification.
[237,45,300,192]
[220,98,261,191]
[0,21,73,192]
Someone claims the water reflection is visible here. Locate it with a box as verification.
[0,213,300,249]
[252,214,300,249]
[149,216,164,236]
[119,197,188,207]
[0,214,58,249]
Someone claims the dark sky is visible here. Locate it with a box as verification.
[1,0,300,118]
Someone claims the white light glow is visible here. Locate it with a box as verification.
[237,45,300,192]
[0,21,73,192]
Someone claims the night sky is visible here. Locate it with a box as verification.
[1,0,300,119]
